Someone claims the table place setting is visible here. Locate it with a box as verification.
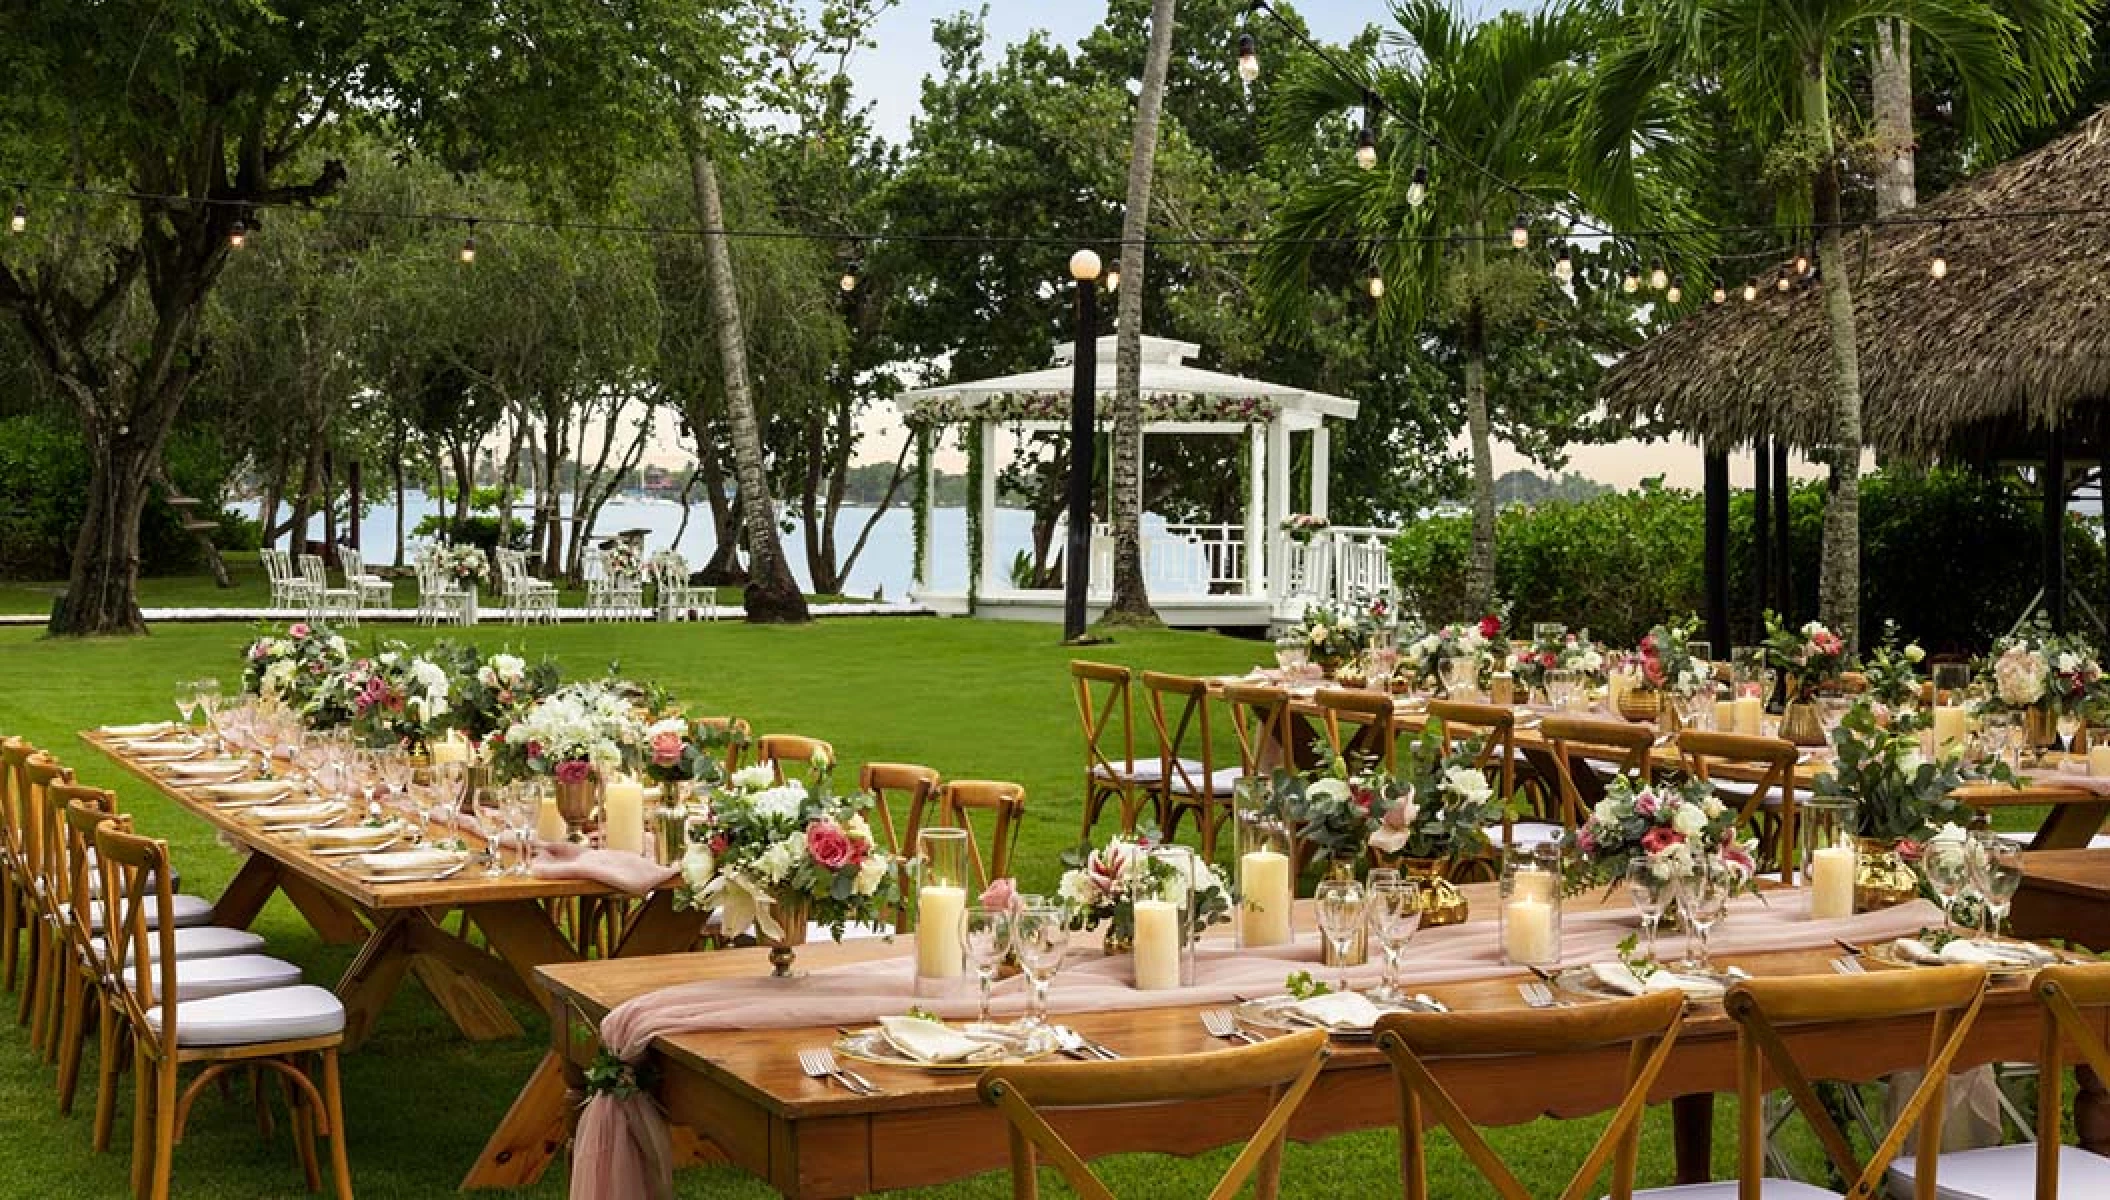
[96,720,181,739]
[123,736,213,760]
[298,821,412,856]
[1864,932,2067,973]
[349,846,473,884]
[236,798,346,829]
[830,1014,1057,1073]
[156,756,251,783]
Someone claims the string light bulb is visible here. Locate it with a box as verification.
[1742,279,1759,302]
[1793,251,1811,276]
[1711,280,1728,305]
[1355,126,1378,171]
[1236,33,1259,84]
[1666,275,1683,304]
[1509,215,1529,250]
[838,265,859,292]
[1105,264,1120,292]
[1366,270,1385,299]
[9,201,25,235]
[1648,259,1668,291]
[459,220,477,265]
[1405,162,1428,208]
[1775,274,1791,292]
[228,219,247,250]
[1553,245,1573,283]
[1929,222,1949,280]
[1621,265,1641,294]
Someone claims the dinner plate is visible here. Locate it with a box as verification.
[832,1022,1057,1072]
[312,837,401,858]
[1554,965,1740,1003]
[354,860,470,885]
[1863,936,2066,977]
[1231,992,1437,1040]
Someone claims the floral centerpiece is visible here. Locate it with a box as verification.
[1762,611,1848,701]
[1857,621,1927,718]
[241,622,353,726]
[419,543,491,587]
[436,643,562,743]
[1279,513,1330,545]
[1980,616,2103,725]
[1508,631,1607,695]
[676,767,901,976]
[1288,600,1374,674]
[1813,700,2009,909]
[342,647,455,750]
[1406,616,1501,692]
[1056,832,1233,950]
[1565,776,1746,891]
[489,682,644,838]
[1637,617,1711,698]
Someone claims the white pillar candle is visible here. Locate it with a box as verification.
[1511,867,1557,905]
[1238,850,1294,947]
[1132,899,1183,991]
[1931,706,1968,754]
[915,885,965,978]
[1713,700,1735,731]
[2089,745,2110,778]
[602,777,646,855]
[1809,843,1856,920]
[429,732,469,764]
[1733,695,1763,737]
[534,796,568,843]
[1503,896,1557,965]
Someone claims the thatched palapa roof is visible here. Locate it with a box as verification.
[1599,106,2110,462]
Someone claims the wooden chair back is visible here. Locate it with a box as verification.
[977,1029,1330,1200]
[20,752,73,910]
[1676,730,1799,882]
[857,763,941,858]
[935,780,1026,891]
[1143,672,1229,855]
[54,785,117,948]
[1539,716,1655,831]
[693,716,752,772]
[757,734,833,784]
[1071,661,1147,838]
[1425,701,1520,845]
[2033,963,2110,1200]
[1725,966,1989,1200]
[1,737,31,872]
[1374,990,1685,1200]
[1316,687,1396,773]
[92,820,182,1065]
[1222,684,1291,777]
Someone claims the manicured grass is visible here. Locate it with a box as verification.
[0,615,2020,1198]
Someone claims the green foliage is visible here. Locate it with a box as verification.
[1814,703,1981,841]
[0,416,245,579]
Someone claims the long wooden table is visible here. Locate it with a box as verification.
[534,888,2109,1199]
[2013,849,2110,950]
[84,731,705,1190]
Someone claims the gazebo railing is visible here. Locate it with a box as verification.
[1276,526,1397,611]
[1088,522,1248,596]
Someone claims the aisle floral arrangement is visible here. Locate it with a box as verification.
[601,540,644,578]
[675,765,901,941]
[418,543,491,586]
[1056,833,1233,941]
[1279,513,1329,544]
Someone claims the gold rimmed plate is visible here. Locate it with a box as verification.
[1862,936,2066,977]
[832,1022,1056,1072]
[1231,992,1437,1041]
[1554,965,1740,1004]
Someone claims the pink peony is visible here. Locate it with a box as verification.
[1576,829,1598,854]
[289,622,311,639]
[980,877,1022,912]
[650,730,685,767]
[806,820,853,869]
[554,759,593,786]
[1640,826,1685,856]
[1634,791,1659,818]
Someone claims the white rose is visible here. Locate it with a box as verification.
[854,855,890,896]
[491,653,526,683]
[751,783,807,824]
[1592,797,1620,825]
[1058,869,1097,908]
[1443,766,1493,805]
[477,666,498,688]
[1306,778,1353,807]
[1308,625,1329,644]
[2059,652,2082,673]
[647,716,687,739]
[731,764,776,792]
[1672,805,1707,837]
[680,844,717,891]
[1905,644,1925,664]
[1702,795,1725,818]
[844,813,873,843]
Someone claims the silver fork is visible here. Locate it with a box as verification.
[1518,981,1565,1009]
[1200,1009,1261,1045]
[797,1047,877,1095]
[1830,956,1865,975]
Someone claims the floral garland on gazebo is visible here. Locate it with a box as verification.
[902,391,1283,427]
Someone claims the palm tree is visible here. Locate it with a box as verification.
[1256,1,1666,615]
[1584,0,2091,648]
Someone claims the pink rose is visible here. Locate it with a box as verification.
[806,820,853,869]
[650,730,685,767]
[980,877,1021,913]
[1634,791,1659,818]
[1897,838,1924,864]
[289,622,311,639]
[1576,829,1598,854]
[1479,615,1502,639]
[1640,826,1685,856]
[1720,843,1755,875]
[554,759,593,786]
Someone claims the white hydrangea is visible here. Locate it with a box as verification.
[1443,766,1493,805]
[1306,777,1353,806]
[854,854,890,896]
[730,764,777,792]
[753,832,807,884]
[1057,869,1098,907]
[750,782,807,824]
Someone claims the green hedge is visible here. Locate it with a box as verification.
[1389,467,2105,652]
[0,416,250,580]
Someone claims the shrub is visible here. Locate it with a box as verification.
[0,417,244,580]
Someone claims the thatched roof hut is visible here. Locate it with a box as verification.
[1599,105,2110,462]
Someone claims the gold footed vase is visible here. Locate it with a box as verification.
[1616,687,1661,724]
[553,777,603,842]
[1399,857,1470,928]
[768,893,810,978]
[1853,837,1920,913]
[1779,700,1827,747]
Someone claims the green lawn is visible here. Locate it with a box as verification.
[0,615,2003,1198]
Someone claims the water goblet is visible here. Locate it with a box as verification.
[2058,712,2084,755]
[1314,878,1369,994]
[502,784,540,874]
[1012,905,1069,1030]
[195,679,223,752]
[1626,857,1675,963]
[175,681,199,731]
[1366,880,1422,1003]
[1970,837,2025,938]
[1545,669,1577,711]
[1918,839,1973,931]
[960,906,1013,1031]
[1673,855,1735,971]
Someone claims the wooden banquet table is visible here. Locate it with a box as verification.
[1225,679,2110,852]
[534,888,2110,1200]
[2013,848,2110,950]
[82,731,707,1190]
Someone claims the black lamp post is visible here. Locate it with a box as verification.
[1062,249,1103,643]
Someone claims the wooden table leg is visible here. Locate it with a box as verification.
[210,852,286,930]
[1672,1093,1715,1185]
[460,1051,574,1190]
[2078,1064,2110,1156]
[2032,801,2110,852]
[277,871,370,945]
[335,913,417,1052]
[613,892,706,959]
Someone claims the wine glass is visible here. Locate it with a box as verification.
[1366,879,1422,1003]
[175,681,199,731]
[1626,857,1676,963]
[1919,839,1973,931]
[1314,878,1369,994]
[1673,855,1735,971]
[503,784,541,873]
[1971,837,2025,939]
[1546,669,1577,711]
[960,906,1012,1030]
[194,678,222,750]
[1012,905,1068,1030]
[2057,711,2084,755]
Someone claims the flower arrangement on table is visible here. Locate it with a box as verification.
[1406,615,1501,691]
[1288,600,1376,674]
[1279,513,1330,545]
[1637,618,1711,697]
[1815,701,2002,843]
[341,647,455,749]
[1564,775,1751,892]
[638,715,745,791]
[1362,724,1507,864]
[487,681,644,785]
[436,643,562,743]
[1055,832,1233,943]
[1978,616,2104,718]
[1761,611,1848,702]
[675,768,901,951]
[418,543,491,587]
[1856,621,1927,718]
[1509,630,1607,694]
[241,622,353,725]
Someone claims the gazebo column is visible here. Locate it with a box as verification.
[1704,445,1731,653]
[978,419,1000,598]
[2045,426,2068,632]
[913,425,934,592]
[1310,425,1332,520]
[1244,424,1265,598]
[1266,417,1291,601]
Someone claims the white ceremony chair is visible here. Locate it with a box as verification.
[650,553,716,622]
[496,549,559,626]
[261,549,318,614]
[414,559,469,627]
[296,554,360,627]
[336,545,391,610]
[580,549,611,621]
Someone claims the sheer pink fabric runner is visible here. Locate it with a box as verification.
[2022,765,2110,798]
[570,892,1943,1199]
[530,843,678,896]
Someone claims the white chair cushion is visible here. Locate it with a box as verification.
[1499,820,1568,848]
[72,892,215,932]
[122,954,304,1003]
[2088,833,2110,850]
[92,925,267,963]
[1169,766,1249,798]
[1887,1143,2110,1200]
[1633,1181,1841,1198]
[1093,758,1203,784]
[146,984,346,1047]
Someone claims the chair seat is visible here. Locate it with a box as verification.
[147,984,346,1048]
[1169,766,1248,798]
[70,892,215,932]
[93,925,268,963]
[122,953,304,1003]
[1888,1143,2110,1200]
[1092,758,1204,785]
[88,867,177,898]
[2088,833,2110,850]
[1632,1181,1841,1198]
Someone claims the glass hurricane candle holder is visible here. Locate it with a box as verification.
[1499,843,1563,968]
[1800,798,1857,920]
[1131,845,1197,991]
[913,827,970,994]
[1232,777,1295,949]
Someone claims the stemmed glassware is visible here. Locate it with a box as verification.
[1545,669,1577,711]
[2058,712,2085,755]
[1673,853,1739,971]
[502,784,541,873]
[1366,879,1422,1003]
[1970,837,2025,938]
[960,906,1013,1031]
[1626,858,1676,963]
[194,678,222,752]
[1011,904,1068,1030]
[1314,878,1369,994]
[175,682,199,731]
[1919,839,1973,931]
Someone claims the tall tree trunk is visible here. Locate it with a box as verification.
[1806,64,1864,651]
[1463,245,1497,614]
[1872,22,1916,218]
[1104,0,1178,627]
[390,425,408,568]
[55,432,157,635]
[693,441,746,583]
[684,133,809,623]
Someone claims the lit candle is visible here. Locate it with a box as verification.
[534,795,567,843]
[1238,849,1294,947]
[1510,867,1556,904]
[1809,842,1856,920]
[602,777,646,855]
[1132,899,1183,990]
[1714,700,1735,731]
[1503,896,1557,965]
[429,731,469,764]
[1931,706,1968,754]
[915,885,965,978]
[1733,695,1763,736]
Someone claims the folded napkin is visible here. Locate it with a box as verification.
[877,1016,999,1064]
[355,848,466,874]
[300,823,403,850]
[101,721,177,737]
[200,780,291,803]
[1290,991,1387,1030]
[161,758,247,779]
[1893,938,2053,968]
[1588,962,1727,999]
[239,801,342,826]
[529,841,678,897]
[127,738,207,758]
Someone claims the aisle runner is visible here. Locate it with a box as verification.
[571,892,1944,1200]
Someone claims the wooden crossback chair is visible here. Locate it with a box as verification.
[860,763,941,932]
[934,780,1026,893]
[977,1028,1330,1200]
[1222,683,1292,778]
[97,821,354,1200]
[1,736,34,994]
[1142,672,1235,858]
[1425,701,1535,863]
[693,716,752,772]
[52,784,118,1117]
[1717,966,1989,1200]
[757,734,833,785]
[1676,730,1801,883]
[1375,990,1685,1200]
[1539,716,1656,832]
[1984,963,2110,1200]
[1316,687,1397,773]
[18,750,72,1048]
[1071,661,1153,839]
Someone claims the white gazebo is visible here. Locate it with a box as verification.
[895,335,1396,629]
